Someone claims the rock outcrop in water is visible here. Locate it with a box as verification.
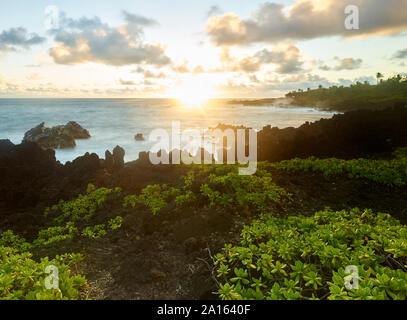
[135,133,145,141]
[23,121,91,149]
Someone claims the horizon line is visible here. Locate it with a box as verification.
[0,97,282,100]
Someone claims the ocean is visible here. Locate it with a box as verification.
[0,98,337,163]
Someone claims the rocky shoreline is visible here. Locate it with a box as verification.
[23,121,91,149]
[2,105,407,211]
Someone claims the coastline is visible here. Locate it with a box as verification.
[1,104,407,300]
[0,98,337,164]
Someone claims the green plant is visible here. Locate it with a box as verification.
[175,191,196,207]
[393,146,407,160]
[215,208,407,300]
[124,184,181,214]
[200,168,290,214]
[108,216,123,230]
[33,222,78,246]
[123,165,289,216]
[0,246,86,300]
[0,230,31,253]
[269,156,407,186]
[38,184,125,245]
[45,184,120,223]
[0,183,127,300]
[81,224,106,239]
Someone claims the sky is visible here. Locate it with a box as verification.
[0,0,406,99]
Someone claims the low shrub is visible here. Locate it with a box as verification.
[0,247,86,300]
[123,165,290,215]
[0,184,126,300]
[124,184,182,214]
[270,156,407,186]
[215,208,407,300]
[201,169,290,214]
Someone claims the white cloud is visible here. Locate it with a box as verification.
[333,57,363,71]
[172,60,191,73]
[118,78,136,85]
[26,73,42,81]
[49,12,171,66]
[319,57,363,71]
[255,43,305,74]
[209,44,305,75]
[132,67,167,79]
[206,0,407,46]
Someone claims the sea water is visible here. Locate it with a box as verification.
[0,98,337,163]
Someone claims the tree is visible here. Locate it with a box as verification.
[376,72,384,84]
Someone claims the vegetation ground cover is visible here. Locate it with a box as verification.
[266,147,407,187]
[1,149,407,300]
[215,208,407,300]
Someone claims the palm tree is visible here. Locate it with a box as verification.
[376,72,384,84]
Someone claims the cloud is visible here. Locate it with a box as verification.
[208,43,304,75]
[393,48,407,59]
[144,70,166,78]
[0,27,45,54]
[212,48,261,73]
[169,43,303,76]
[119,78,136,85]
[333,57,363,70]
[122,10,158,26]
[119,77,161,87]
[232,56,261,73]
[317,61,331,71]
[104,85,166,96]
[319,64,331,71]
[207,5,223,17]
[132,67,166,78]
[206,0,407,46]
[255,43,304,74]
[26,86,60,93]
[317,57,363,71]
[25,64,42,68]
[216,72,379,98]
[0,82,20,96]
[216,78,255,95]
[26,73,42,80]
[206,13,248,46]
[193,65,206,74]
[172,60,190,73]
[0,73,3,84]
[49,12,171,66]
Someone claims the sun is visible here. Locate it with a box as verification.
[169,75,216,109]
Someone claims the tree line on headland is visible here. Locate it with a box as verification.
[286,74,407,112]
[228,75,407,112]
